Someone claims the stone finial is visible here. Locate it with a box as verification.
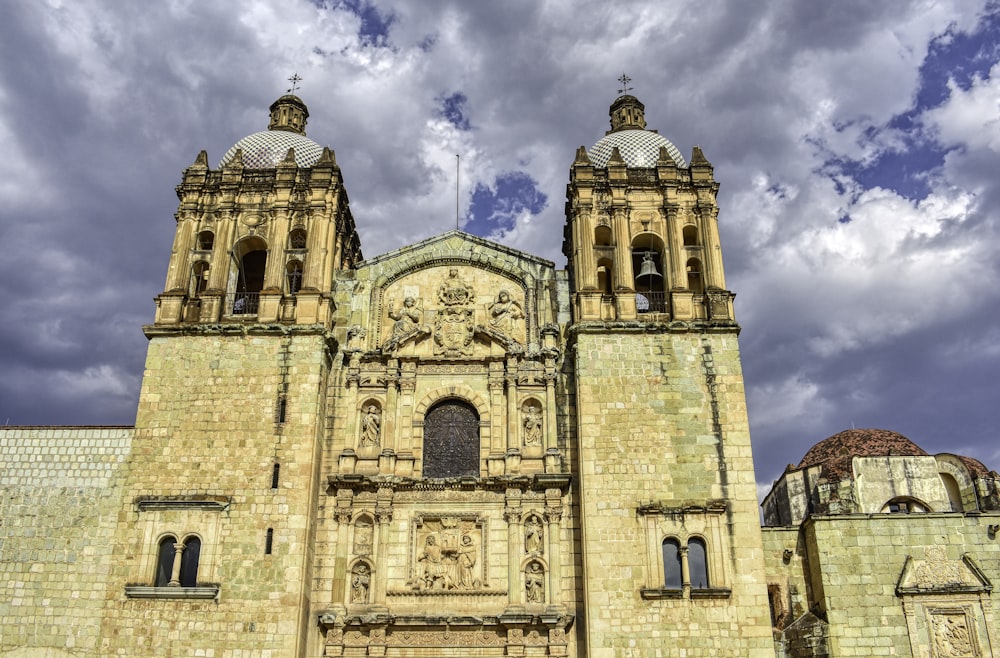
[608,146,625,165]
[317,147,337,166]
[574,146,592,165]
[281,147,297,165]
[268,94,309,135]
[192,150,209,167]
[656,146,677,167]
[690,146,711,167]
[228,148,244,167]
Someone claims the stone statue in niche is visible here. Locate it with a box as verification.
[524,515,543,554]
[522,402,543,447]
[353,518,373,555]
[488,290,523,336]
[525,561,545,603]
[351,563,370,603]
[360,405,381,448]
[932,614,974,657]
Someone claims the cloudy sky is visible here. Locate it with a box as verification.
[2,0,999,489]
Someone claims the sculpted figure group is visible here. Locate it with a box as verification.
[416,531,480,591]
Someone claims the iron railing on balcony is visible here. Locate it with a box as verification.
[636,291,668,314]
[227,292,260,316]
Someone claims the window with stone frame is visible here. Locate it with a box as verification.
[422,399,480,478]
[640,504,730,600]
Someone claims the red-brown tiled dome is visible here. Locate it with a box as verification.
[796,429,928,480]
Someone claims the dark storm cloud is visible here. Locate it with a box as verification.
[1,0,998,493]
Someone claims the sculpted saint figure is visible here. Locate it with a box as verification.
[360,405,381,447]
[522,404,542,446]
[418,534,451,590]
[456,534,477,589]
[525,516,543,554]
[525,562,545,603]
[438,268,475,306]
[388,296,422,337]
[488,290,523,336]
[351,563,370,603]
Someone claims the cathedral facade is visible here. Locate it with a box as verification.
[0,93,997,658]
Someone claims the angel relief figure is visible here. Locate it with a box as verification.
[488,290,523,337]
[382,295,429,354]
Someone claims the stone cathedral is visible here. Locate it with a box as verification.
[1,93,998,658]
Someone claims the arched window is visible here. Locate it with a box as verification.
[941,472,964,512]
[288,228,307,249]
[155,535,177,587]
[231,237,268,314]
[179,536,201,587]
[197,230,214,251]
[688,537,708,589]
[422,399,480,478]
[686,258,704,295]
[882,497,929,514]
[190,261,210,297]
[662,538,682,589]
[594,225,613,246]
[682,225,699,246]
[286,260,303,295]
[597,258,614,295]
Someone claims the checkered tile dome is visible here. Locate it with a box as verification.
[589,129,686,168]
[219,130,325,169]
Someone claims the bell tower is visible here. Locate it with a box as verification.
[101,95,362,655]
[564,93,733,323]
[565,92,773,657]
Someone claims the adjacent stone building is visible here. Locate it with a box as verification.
[0,92,997,657]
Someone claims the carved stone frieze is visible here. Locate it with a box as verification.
[386,629,504,647]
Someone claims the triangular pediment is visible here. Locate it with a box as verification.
[896,547,992,595]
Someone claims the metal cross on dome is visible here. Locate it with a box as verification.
[617,73,633,95]
[287,73,302,93]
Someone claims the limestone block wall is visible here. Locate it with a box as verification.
[0,427,132,656]
[571,329,772,657]
[98,331,330,657]
[803,513,1000,657]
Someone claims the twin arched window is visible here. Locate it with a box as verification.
[155,535,202,587]
[662,536,709,589]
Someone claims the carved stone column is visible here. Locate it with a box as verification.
[545,493,563,605]
[333,502,353,603]
[165,212,197,292]
[680,546,691,597]
[544,370,557,453]
[611,207,633,291]
[384,359,400,454]
[373,502,393,605]
[505,490,523,605]
[167,541,186,586]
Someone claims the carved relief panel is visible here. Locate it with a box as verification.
[407,515,489,591]
[377,265,528,356]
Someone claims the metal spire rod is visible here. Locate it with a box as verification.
[456,154,460,230]
[617,73,633,95]
[286,73,302,93]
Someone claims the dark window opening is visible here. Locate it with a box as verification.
[155,536,177,587]
[688,538,708,589]
[265,528,274,555]
[271,463,280,489]
[662,538,682,589]
[197,230,214,251]
[276,396,287,424]
[179,536,201,587]
[286,260,303,295]
[288,228,307,249]
[422,399,480,478]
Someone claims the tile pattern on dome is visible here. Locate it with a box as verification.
[219,131,325,169]
[589,130,686,169]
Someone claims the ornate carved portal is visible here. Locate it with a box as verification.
[422,400,480,478]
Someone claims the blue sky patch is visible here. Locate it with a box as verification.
[320,0,395,47]
[464,172,547,236]
[437,92,471,130]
